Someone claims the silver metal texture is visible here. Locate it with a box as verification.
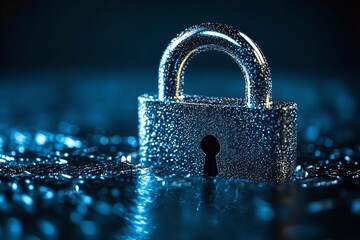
[138,23,297,182]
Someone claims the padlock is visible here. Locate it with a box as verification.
[138,23,297,182]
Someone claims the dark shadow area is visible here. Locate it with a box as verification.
[0,0,358,141]
[201,135,220,177]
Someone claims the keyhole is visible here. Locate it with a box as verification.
[201,135,220,177]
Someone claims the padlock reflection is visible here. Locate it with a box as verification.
[138,23,297,182]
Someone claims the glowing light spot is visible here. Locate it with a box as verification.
[18,146,25,153]
[127,136,138,147]
[39,220,57,237]
[12,182,18,191]
[306,125,319,141]
[64,137,82,148]
[94,201,112,215]
[80,221,99,236]
[14,132,26,144]
[100,137,109,145]
[21,194,33,206]
[61,174,72,179]
[59,159,68,164]
[7,217,22,239]
[352,199,360,214]
[307,199,334,212]
[81,195,93,205]
[35,133,47,145]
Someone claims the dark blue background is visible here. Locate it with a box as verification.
[0,0,359,143]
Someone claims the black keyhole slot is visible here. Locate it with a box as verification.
[201,135,220,177]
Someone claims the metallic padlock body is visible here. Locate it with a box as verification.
[138,23,297,182]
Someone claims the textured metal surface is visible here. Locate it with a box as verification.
[138,23,297,182]
[158,22,271,107]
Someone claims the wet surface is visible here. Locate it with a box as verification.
[0,128,359,239]
[0,72,359,239]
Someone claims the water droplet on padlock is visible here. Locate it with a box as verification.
[138,22,297,182]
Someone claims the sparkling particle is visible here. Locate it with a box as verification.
[64,137,82,148]
[59,159,68,164]
[61,174,72,179]
[21,194,33,206]
[35,133,47,145]
[12,182,18,191]
[13,131,27,144]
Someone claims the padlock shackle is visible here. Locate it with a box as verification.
[158,23,272,107]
